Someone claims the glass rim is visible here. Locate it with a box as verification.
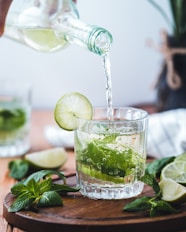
[78,106,149,125]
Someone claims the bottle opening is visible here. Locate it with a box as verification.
[87,27,113,56]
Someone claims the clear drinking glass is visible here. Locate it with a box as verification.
[0,79,32,157]
[74,107,149,199]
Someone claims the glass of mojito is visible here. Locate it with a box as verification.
[0,79,32,157]
[74,107,148,199]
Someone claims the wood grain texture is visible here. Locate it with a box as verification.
[3,176,186,232]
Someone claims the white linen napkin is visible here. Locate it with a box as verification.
[147,108,186,158]
[44,125,74,148]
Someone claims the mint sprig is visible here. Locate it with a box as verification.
[9,159,30,180]
[123,157,180,217]
[8,170,79,212]
[8,160,66,181]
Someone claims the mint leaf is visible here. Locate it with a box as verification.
[0,108,26,131]
[39,178,53,194]
[9,169,79,212]
[140,173,161,196]
[52,183,80,193]
[8,192,35,212]
[8,160,66,181]
[26,179,40,197]
[123,157,180,217]
[124,196,152,212]
[150,200,179,217]
[146,157,175,177]
[124,197,179,217]
[10,182,28,196]
[77,137,143,178]
[8,160,29,180]
[23,170,65,184]
[37,191,63,207]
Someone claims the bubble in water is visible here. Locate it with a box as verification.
[97,163,102,170]
[102,157,106,162]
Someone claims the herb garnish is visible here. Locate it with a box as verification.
[123,156,181,217]
[8,170,79,212]
[9,156,183,216]
[9,159,30,180]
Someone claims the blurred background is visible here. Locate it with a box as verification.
[0,0,171,109]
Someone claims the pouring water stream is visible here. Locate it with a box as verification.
[45,53,113,147]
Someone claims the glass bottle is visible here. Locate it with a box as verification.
[4,0,112,55]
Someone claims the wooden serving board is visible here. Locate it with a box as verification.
[3,176,186,232]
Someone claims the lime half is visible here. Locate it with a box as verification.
[161,161,186,184]
[54,92,93,131]
[25,147,67,170]
[159,179,186,203]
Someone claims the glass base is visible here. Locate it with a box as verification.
[0,140,30,157]
[78,180,144,200]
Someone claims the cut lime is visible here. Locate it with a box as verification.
[54,92,93,131]
[159,179,186,203]
[23,28,67,52]
[79,164,125,184]
[161,161,186,184]
[175,152,186,162]
[25,147,67,170]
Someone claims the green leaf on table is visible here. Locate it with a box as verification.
[8,192,35,212]
[124,196,152,212]
[150,200,179,217]
[8,159,29,180]
[145,156,175,177]
[124,197,179,217]
[141,173,161,196]
[38,178,53,194]
[23,169,65,184]
[38,191,63,207]
[52,183,80,193]
[26,179,40,197]
[10,182,28,196]
[9,169,79,212]
[124,157,181,217]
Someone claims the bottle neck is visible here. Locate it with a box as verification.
[3,0,112,55]
[86,27,112,56]
[54,16,112,56]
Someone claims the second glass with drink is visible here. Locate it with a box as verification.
[0,80,32,157]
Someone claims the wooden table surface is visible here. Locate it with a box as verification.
[0,110,76,232]
[2,105,175,232]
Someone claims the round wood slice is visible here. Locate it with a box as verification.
[3,176,186,232]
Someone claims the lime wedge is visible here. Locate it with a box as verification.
[159,179,186,203]
[161,161,186,184]
[25,147,67,170]
[54,92,93,131]
[79,164,125,184]
[175,152,186,162]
